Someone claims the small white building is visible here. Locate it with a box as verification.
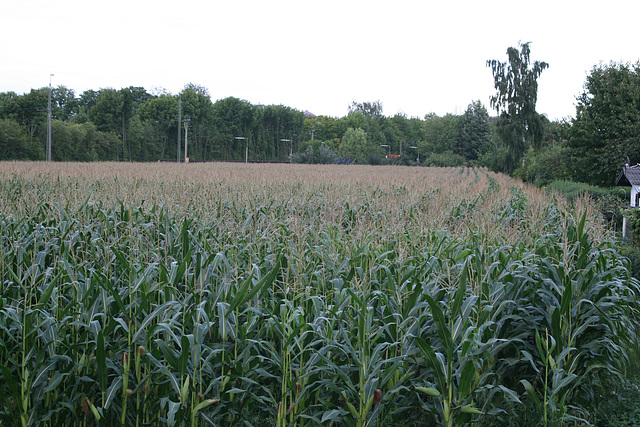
[615,163,640,237]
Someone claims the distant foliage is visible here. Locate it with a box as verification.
[515,143,571,186]
[566,61,640,186]
[477,134,508,173]
[422,150,466,167]
[0,118,43,160]
[290,141,339,164]
[454,100,491,161]
[339,127,370,161]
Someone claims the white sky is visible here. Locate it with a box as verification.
[1,0,638,121]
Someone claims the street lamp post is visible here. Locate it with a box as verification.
[47,74,54,162]
[177,95,182,162]
[280,139,291,161]
[183,118,190,163]
[235,136,248,163]
[409,145,420,163]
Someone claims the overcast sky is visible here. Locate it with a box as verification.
[2,0,638,121]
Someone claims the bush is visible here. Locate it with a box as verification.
[514,143,571,186]
[477,135,507,172]
[546,180,624,201]
[620,240,640,279]
[423,150,465,167]
[290,141,339,164]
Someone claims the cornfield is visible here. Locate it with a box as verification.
[0,162,637,426]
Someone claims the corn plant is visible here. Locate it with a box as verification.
[0,162,637,426]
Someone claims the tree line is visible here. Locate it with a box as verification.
[487,43,640,187]
[0,82,495,167]
[1,44,639,187]
[0,84,307,163]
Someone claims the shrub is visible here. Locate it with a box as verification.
[290,141,339,164]
[423,150,466,167]
[514,143,571,186]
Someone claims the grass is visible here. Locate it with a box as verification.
[0,161,637,426]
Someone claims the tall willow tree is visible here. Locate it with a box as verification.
[487,42,548,173]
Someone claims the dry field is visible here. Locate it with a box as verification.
[0,161,606,244]
[0,161,635,426]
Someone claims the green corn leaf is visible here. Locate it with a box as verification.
[104,376,123,410]
[43,372,66,393]
[35,270,61,310]
[97,331,107,393]
[32,359,57,389]
[577,210,587,240]
[520,350,540,373]
[552,372,578,392]
[1,366,19,402]
[193,398,219,414]
[131,301,178,343]
[321,409,349,423]
[452,264,469,316]
[560,279,573,318]
[147,353,181,396]
[229,253,282,312]
[179,335,190,378]
[180,374,190,404]
[75,188,94,213]
[415,386,441,397]
[111,247,131,273]
[95,271,126,314]
[362,394,375,420]
[458,361,477,399]
[550,309,562,348]
[155,339,180,371]
[460,403,483,414]
[424,294,454,361]
[520,379,541,409]
[498,385,522,403]
[87,398,101,421]
[166,399,181,427]
[534,330,546,360]
[345,399,359,419]
[415,337,446,393]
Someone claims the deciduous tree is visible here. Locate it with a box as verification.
[423,113,460,154]
[339,127,368,161]
[454,100,491,161]
[348,100,383,119]
[0,118,43,160]
[137,94,179,160]
[565,61,640,186]
[487,42,548,173]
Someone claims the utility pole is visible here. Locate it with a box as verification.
[47,74,54,162]
[184,118,190,163]
[235,137,248,163]
[177,95,182,162]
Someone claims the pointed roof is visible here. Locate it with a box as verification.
[616,164,640,186]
